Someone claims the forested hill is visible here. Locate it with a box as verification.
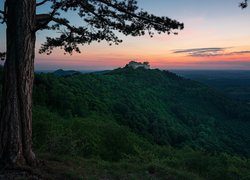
[32,66,250,156]
[1,66,250,178]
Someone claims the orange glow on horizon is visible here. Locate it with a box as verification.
[35,49,250,70]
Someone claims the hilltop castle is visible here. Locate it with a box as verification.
[126,61,150,69]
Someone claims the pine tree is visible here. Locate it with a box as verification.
[0,0,183,167]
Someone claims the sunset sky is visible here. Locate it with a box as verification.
[1,0,250,70]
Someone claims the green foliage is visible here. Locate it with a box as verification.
[33,106,250,179]
[2,66,250,178]
[33,67,250,156]
[33,106,147,161]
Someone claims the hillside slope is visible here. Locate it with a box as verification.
[1,66,250,179]
[33,67,250,156]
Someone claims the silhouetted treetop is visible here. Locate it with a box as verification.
[240,0,248,8]
[36,0,184,54]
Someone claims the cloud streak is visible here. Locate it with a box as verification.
[173,47,250,57]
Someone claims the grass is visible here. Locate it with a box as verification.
[36,153,202,180]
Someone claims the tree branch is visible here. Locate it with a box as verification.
[0,1,7,24]
[51,17,76,32]
[36,14,79,33]
[35,6,59,31]
[38,0,184,55]
[36,0,49,7]
[95,0,183,30]
[78,2,112,27]
[36,14,50,23]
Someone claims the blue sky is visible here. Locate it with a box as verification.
[1,0,250,70]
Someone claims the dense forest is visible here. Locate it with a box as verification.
[173,70,250,104]
[1,66,250,179]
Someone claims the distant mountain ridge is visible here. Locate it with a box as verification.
[52,69,81,77]
[173,70,250,103]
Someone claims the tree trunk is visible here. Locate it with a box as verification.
[0,0,36,167]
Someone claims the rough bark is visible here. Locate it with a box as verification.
[0,0,36,167]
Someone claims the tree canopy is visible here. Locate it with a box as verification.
[240,0,248,8]
[0,0,184,57]
[34,0,184,54]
